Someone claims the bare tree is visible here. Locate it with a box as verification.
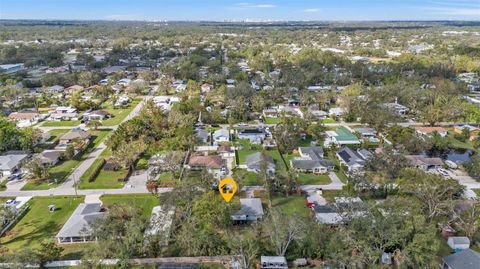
[263,208,305,256]
[453,201,480,240]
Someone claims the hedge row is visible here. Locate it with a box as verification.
[87,158,106,182]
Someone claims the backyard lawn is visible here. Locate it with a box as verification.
[22,129,112,190]
[42,120,81,127]
[272,195,311,219]
[100,99,140,126]
[1,196,83,251]
[296,173,331,185]
[264,117,283,124]
[101,194,159,218]
[233,169,264,186]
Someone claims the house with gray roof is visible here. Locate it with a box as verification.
[231,198,264,222]
[245,152,275,175]
[291,147,334,174]
[56,203,105,243]
[212,129,229,145]
[442,249,480,269]
[194,128,209,145]
[37,150,63,166]
[336,147,371,173]
[237,128,265,144]
[0,154,28,177]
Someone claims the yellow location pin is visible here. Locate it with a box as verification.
[218,178,237,202]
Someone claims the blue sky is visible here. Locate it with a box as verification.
[0,0,479,21]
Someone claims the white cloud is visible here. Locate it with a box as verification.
[235,2,276,8]
[304,8,321,13]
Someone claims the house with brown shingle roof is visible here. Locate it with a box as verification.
[415,127,447,138]
[8,111,40,122]
[187,155,224,174]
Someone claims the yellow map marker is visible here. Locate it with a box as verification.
[218,177,237,202]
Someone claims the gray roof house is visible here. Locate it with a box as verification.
[194,128,209,145]
[237,128,265,144]
[313,196,365,225]
[245,152,275,175]
[38,150,63,166]
[213,129,230,145]
[442,249,480,269]
[291,147,334,174]
[0,154,28,177]
[56,203,105,243]
[231,198,264,222]
[336,147,371,173]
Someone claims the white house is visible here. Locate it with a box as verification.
[212,129,230,145]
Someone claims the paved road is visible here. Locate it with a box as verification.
[0,187,172,197]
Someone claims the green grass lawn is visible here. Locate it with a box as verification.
[473,189,480,197]
[100,99,140,126]
[77,157,127,189]
[101,194,159,218]
[1,196,83,251]
[297,173,331,185]
[47,129,71,142]
[22,130,112,190]
[264,117,283,124]
[272,196,311,219]
[42,120,81,127]
[321,118,337,124]
[233,169,264,186]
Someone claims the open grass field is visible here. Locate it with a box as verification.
[101,194,160,218]
[100,99,140,126]
[1,196,83,251]
[22,130,112,190]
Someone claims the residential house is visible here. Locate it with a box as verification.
[57,130,91,150]
[454,124,480,141]
[278,105,302,118]
[382,101,409,115]
[217,145,235,158]
[187,155,224,174]
[245,152,276,175]
[263,108,279,118]
[325,127,361,147]
[114,95,130,107]
[442,249,480,269]
[447,237,470,251]
[237,128,266,144]
[405,155,443,171]
[117,78,131,87]
[313,197,365,225]
[231,198,264,223]
[309,109,329,120]
[153,96,180,112]
[56,203,105,243]
[83,110,111,121]
[0,153,28,177]
[353,128,377,138]
[336,147,371,173]
[328,107,345,117]
[415,127,448,138]
[194,128,209,145]
[37,150,63,166]
[49,106,78,121]
[65,85,84,95]
[213,129,230,145]
[8,110,41,123]
[46,85,65,93]
[0,63,24,74]
[260,256,288,269]
[291,147,334,174]
[287,97,300,107]
[144,206,175,246]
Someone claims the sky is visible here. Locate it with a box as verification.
[0,0,479,21]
